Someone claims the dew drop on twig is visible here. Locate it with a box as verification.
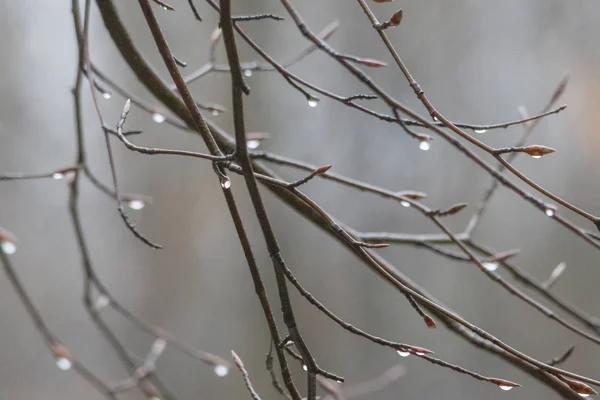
[1,241,17,255]
[56,357,72,371]
[220,177,231,189]
[127,199,146,211]
[419,140,431,151]
[152,113,166,123]
[483,262,498,272]
[214,364,229,377]
[247,139,260,149]
[396,350,410,357]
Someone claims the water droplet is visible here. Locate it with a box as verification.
[336,379,343,383]
[483,262,498,272]
[214,364,229,377]
[415,352,425,356]
[127,199,145,211]
[432,116,439,122]
[52,173,64,180]
[56,357,72,371]
[247,139,260,149]
[474,128,487,133]
[579,394,591,398]
[396,350,410,357]
[220,177,231,189]
[545,206,556,217]
[161,6,169,11]
[93,294,110,312]
[211,110,220,116]
[307,98,319,108]
[499,385,513,391]
[419,140,431,151]
[152,113,166,123]
[102,92,112,100]
[400,201,410,208]
[1,241,17,255]
[302,365,308,371]
[531,155,542,159]
[244,69,253,77]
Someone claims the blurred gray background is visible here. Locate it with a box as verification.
[1,0,600,399]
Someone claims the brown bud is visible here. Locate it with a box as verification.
[563,379,598,396]
[397,191,427,200]
[389,9,403,26]
[360,58,388,68]
[522,145,556,158]
[424,316,437,329]
[410,346,434,355]
[0,228,18,244]
[436,203,468,217]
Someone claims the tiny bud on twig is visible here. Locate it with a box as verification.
[433,203,468,217]
[543,262,567,289]
[562,378,598,397]
[494,145,556,158]
[484,248,520,264]
[151,0,175,11]
[424,315,437,329]
[548,345,575,366]
[389,9,403,26]
[289,165,332,189]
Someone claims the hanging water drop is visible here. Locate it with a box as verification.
[483,262,498,272]
[102,92,112,100]
[302,365,308,371]
[578,394,591,398]
[152,113,166,123]
[307,97,319,108]
[211,109,220,116]
[56,357,72,371]
[545,206,556,217]
[214,364,229,377]
[52,172,64,180]
[128,199,146,211]
[1,241,17,255]
[432,115,439,122]
[400,201,410,208]
[93,294,110,312]
[474,128,487,133]
[415,352,425,356]
[419,140,431,151]
[247,139,260,149]
[220,177,231,189]
[396,350,410,357]
[531,155,542,159]
[244,69,253,77]
[499,385,514,391]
